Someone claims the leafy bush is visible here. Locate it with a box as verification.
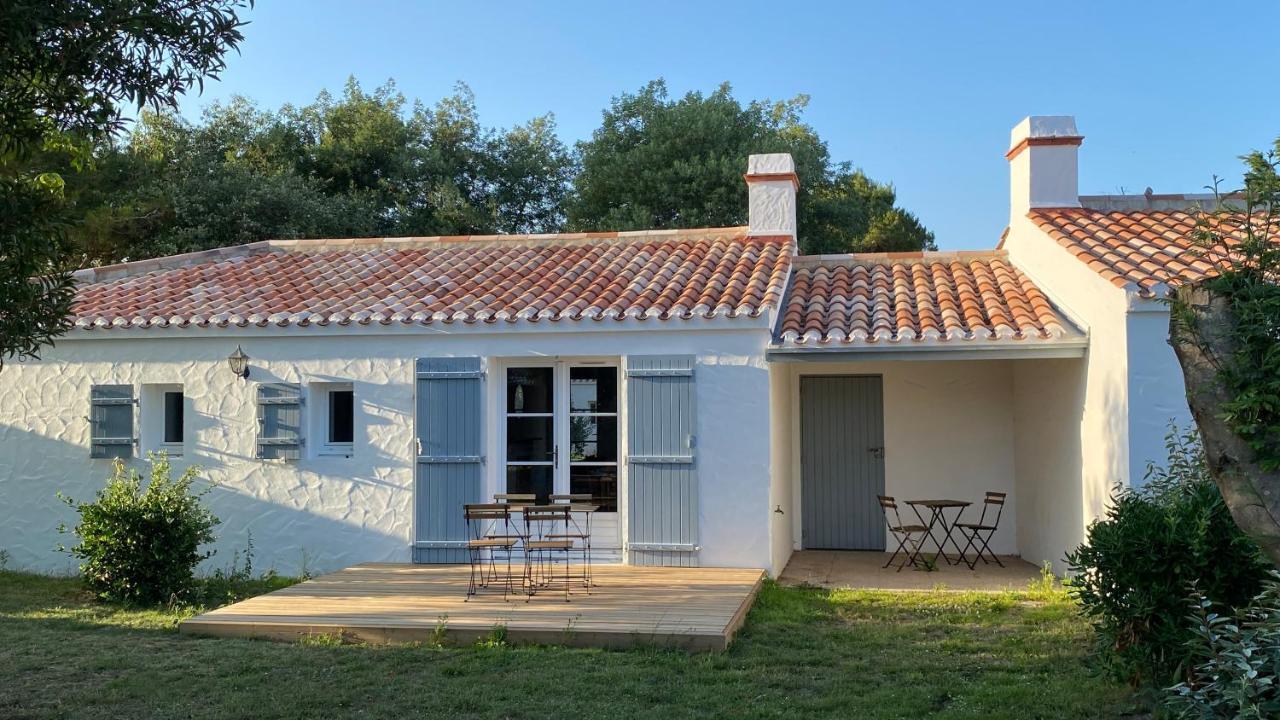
[59,453,219,604]
[1164,573,1280,719]
[1065,426,1270,686]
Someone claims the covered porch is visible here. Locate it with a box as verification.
[765,251,1094,576]
[767,352,1090,576]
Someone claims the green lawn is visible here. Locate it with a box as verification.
[0,570,1134,719]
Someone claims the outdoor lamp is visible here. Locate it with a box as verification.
[227,345,250,379]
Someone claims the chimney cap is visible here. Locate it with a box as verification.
[1008,116,1082,158]
[747,153,796,175]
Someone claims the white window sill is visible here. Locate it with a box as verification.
[156,444,183,457]
[318,445,354,458]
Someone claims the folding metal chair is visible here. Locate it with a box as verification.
[956,492,1006,569]
[549,493,594,590]
[878,495,930,572]
[463,503,520,600]
[522,506,582,602]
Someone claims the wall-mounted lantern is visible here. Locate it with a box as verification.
[227,345,250,380]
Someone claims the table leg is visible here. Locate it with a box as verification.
[910,505,946,567]
[937,507,969,565]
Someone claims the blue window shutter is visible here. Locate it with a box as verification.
[413,358,483,564]
[625,355,698,567]
[256,383,303,460]
[90,385,134,459]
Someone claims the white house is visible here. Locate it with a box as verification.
[2,115,1231,577]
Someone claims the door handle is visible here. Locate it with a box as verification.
[868,446,884,459]
[553,443,559,469]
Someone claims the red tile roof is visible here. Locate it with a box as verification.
[1029,209,1279,296]
[776,251,1077,346]
[71,229,793,330]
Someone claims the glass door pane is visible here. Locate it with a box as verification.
[568,365,618,512]
[506,367,554,504]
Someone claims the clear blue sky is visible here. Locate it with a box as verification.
[181,0,1280,250]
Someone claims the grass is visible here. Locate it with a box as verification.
[0,570,1134,720]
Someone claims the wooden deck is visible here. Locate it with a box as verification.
[180,563,765,651]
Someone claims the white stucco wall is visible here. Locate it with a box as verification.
[1005,212,1196,503]
[0,323,776,576]
[767,364,794,575]
[1012,358,1087,573]
[777,359,1022,556]
[1125,302,1194,480]
[1004,215,1132,533]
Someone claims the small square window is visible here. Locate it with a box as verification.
[163,391,184,444]
[312,382,354,457]
[328,390,354,444]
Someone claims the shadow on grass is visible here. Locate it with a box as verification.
[0,569,299,635]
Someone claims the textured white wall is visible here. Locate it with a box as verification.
[1013,358,1087,573]
[746,153,797,238]
[0,325,776,576]
[780,359,1021,556]
[767,364,794,575]
[1004,214,1133,535]
[1125,305,1194,482]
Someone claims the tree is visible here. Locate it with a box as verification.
[71,79,575,262]
[1168,142,1280,566]
[568,80,934,254]
[0,0,249,364]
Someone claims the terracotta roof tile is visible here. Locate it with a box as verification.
[775,251,1078,346]
[1029,209,1280,296]
[71,228,793,331]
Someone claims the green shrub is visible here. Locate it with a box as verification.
[59,453,219,604]
[1065,425,1270,686]
[1164,573,1280,719]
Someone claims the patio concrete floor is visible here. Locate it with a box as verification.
[778,550,1044,592]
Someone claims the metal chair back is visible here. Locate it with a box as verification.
[877,495,909,530]
[494,493,537,508]
[549,493,593,504]
[976,491,1006,528]
[464,503,510,537]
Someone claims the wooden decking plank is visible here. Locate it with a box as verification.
[180,563,763,651]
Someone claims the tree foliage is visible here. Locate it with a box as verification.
[1164,575,1280,719]
[568,80,934,254]
[69,79,575,263]
[0,0,249,364]
[1169,141,1280,566]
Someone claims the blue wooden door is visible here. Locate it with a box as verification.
[413,358,483,563]
[800,375,886,550]
[625,355,698,566]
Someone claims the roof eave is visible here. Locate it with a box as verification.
[765,337,1089,363]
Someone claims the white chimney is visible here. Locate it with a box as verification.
[1007,116,1082,218]
[745,153,798,240]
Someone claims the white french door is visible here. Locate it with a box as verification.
[503,361,621,550]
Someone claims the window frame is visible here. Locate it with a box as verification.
[139,383,183,457]
[310,381,355,458]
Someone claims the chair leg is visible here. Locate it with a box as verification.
[957,529,980,570]
[975,530,1003,567]
[904,534,927,571]
[466,547,479,600]
[885,533,908,570]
